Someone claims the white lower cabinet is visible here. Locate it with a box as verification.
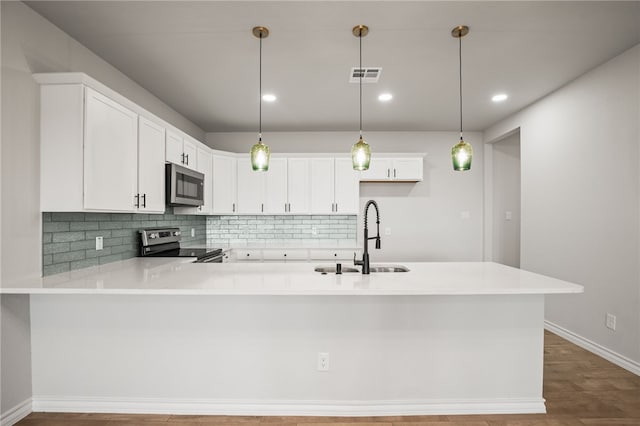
[262,249,308,262]
[234,249,262,261]
[309,249,358,261]
[231,249,360,263]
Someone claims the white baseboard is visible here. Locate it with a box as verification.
[0,398,32,426]
[32,396,546,416]
[545,320,640,376]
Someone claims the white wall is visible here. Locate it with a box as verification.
[1,296,32,419]
[207,131,484,262]
[484,44,640,365]
[0,1,204,418]
[491,132,521,268]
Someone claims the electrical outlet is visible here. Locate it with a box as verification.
[317,352,329,371]
[505,211,513,221]
[95,236,103,251]
[605,313,617,331]
[385,227,391,235]
[191,228,195,237]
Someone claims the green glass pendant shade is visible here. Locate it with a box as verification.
[452,138,473,171]
[351,136,371,171]
[250,140,270,171]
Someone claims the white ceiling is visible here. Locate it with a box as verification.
[25,1,640,133]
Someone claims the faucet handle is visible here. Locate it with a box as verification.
[353,252,363,266]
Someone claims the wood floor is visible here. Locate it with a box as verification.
[16,331,640,426]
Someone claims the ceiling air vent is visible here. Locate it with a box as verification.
[349,67,382,83]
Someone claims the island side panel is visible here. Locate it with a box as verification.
[30,294,545,415]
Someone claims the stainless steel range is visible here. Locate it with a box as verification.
[139,227,223,263]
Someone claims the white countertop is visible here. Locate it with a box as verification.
[1,258,584,296]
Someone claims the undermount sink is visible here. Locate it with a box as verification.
[314,264,410,274]
[368,265,410,273]
[314,266,359,274]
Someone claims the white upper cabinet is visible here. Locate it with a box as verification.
[166,130,197,170]
[237,158,266,214]
[83,88,139,211]
[309,158,359,214]
[359,156,423,182]
[196,147,213,214]
[212,154,237,214]
[137,116,166,213]
[333,158,360,214]
[39,81,143,213]
[264,158,288,214]
[310,158,335,214]
[287,158,310,214]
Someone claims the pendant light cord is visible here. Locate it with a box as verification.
[359,28,363,138]
[459,34,463,140]
[259,33,263,142]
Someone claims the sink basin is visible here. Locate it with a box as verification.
[369,264,410,272]
[314,266,360,274]
[314,264,410,273]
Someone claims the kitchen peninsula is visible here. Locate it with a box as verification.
[2,259,582,416]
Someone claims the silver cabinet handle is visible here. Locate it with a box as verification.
[142,193,146,208]
[261,203,264,213]
[232,203,236,212]
[387,169,390,178]
[134,193,140,208]
[181,153,185,164]
[185,154,189,165]
[335,203,338,212]
[394,168,397,178]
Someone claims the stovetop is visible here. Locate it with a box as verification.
[139,227,221,260]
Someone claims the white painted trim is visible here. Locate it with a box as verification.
[0,398,32,426]
[545,321,640,376]
[32,396,545,416]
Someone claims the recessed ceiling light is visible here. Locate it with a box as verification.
[262,94,277,102]
[492,93,508,102]
[378,93,393,102]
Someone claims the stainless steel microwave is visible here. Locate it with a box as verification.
[165,163,205,207]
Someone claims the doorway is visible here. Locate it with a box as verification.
[491,131,521,268]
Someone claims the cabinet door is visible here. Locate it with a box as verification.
[359,158,392,181]
[334,158,360,214]
[392,158,423,181]
[264,158,287,214]
[287,158,310,214]
[310,158,335,214]
[196,147,213,214]
[137,116,165,213]
[182,138,197,169]
[236,158,265,214]
[83,87,138,211]
[212,155,237,214]
[165,130,183,165]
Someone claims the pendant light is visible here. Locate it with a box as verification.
[351,24,371,171]
[451,25,472,171]
[250,26,271,171]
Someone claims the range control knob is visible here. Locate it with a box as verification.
[173,231,181,236]
[149,233,158,239]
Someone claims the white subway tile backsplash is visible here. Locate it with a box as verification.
[206,215,357,247]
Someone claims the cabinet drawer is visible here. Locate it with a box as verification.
[234,249,262,261]
[309,249,357,261]
[262,249,308,261]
